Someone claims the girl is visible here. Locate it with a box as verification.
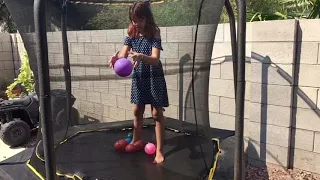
[108,0,169,164]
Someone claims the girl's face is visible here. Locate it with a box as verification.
[132,17,146,32]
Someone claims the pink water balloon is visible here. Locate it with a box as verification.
[144,142,156,155]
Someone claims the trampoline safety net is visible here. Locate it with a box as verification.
[3,0,225,179]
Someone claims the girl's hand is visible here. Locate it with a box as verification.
[128,51,143,68]
[108,51,119,69]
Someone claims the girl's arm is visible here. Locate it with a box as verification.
[118,45,132,59]
[140,48,160,66]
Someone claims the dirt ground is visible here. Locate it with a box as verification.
[246,163,320,180]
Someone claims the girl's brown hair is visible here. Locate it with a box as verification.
[127,1,160,39]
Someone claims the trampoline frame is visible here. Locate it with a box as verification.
[32,0,247,179]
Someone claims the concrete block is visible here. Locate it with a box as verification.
[54,54,64,65]
[126,109,134,120]
[125,84,131,97]
[0,70,14,79]
[164,75,178,90]
[250,83,292,107]
[107,29,124,42]
[79,81,93,91]
[99,67,114,77]
[90,30,107,43]
[179,43,208,60]
[214,24,224,43]
[295,108,320,132]
[49,69,61,76]
[0,52,12,61]
[249,102,291,127]
[299,19,320,42]
[294,129,315,152]
[71,67,85,77]
[67,31,77,43]
[167,89,179,107]
[77,55,91,64]
[164,105,178,120]
[220,61,251,82]
[298,42,319,64]
[298,64,320,87]
[249,121,290,147]
[295,86,318,109]
[314,132,320,153]
[161,43,179,59]
[93,80,108,93]
[209,95,219,113]
[251,42,294,64]
[250,62,292,86]
[49,32,60,43]
[93,103,103,116]
[108,106,126,120]
[293,149,320,174]
[251,20,296,42]
[103,105,109,118]
[166,26,193,42]
[209,78,234,98]
[116,96,132,110]
[91,55,107,65]
[72,81,80,89]
[183,108,208,126]
[223,22,253,42]
[70,43,85,55]
[48,43,60,53]
[108,81,126,96]
[73,89,87,101]
[99,43,115,56]
[210,62,220,79]
[159,27,167,42]
[85,67,100,77]
[193,24,219,43]
[77,31,91,42]
[209,112,234,131]
[1,43,11,52]
[84,43,99,55]
[101,93,117,107]
[69,54,78,64]
[0,33,11,42]
[220,97,250,118]
[247,139,288,167]
[87,91,101,104]
[3,61,13,70]
[80,100,95,114]
[0,61,4,70]
[212,43,231,60]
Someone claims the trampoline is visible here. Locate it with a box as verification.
[0,0,246,179]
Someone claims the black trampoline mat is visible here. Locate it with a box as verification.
[51,126,214,180]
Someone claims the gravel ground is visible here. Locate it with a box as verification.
[246,163,320,180]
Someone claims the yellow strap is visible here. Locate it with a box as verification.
[208,138,221,180]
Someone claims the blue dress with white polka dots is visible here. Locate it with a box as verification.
[124,35,169,108]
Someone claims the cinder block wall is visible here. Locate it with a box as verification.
[43,25,216,127]
[212,19,320,174]
[13,19,320,174]
[0,33,15,86]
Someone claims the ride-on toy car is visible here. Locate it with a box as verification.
[0,92,39,147]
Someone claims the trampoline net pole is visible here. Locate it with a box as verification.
[34,0,57,179]
[234,0,246,180]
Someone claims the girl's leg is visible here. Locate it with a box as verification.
[132,104,145,143]
[151,106,165,164]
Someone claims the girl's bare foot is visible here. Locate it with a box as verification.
[153,150,165,164]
